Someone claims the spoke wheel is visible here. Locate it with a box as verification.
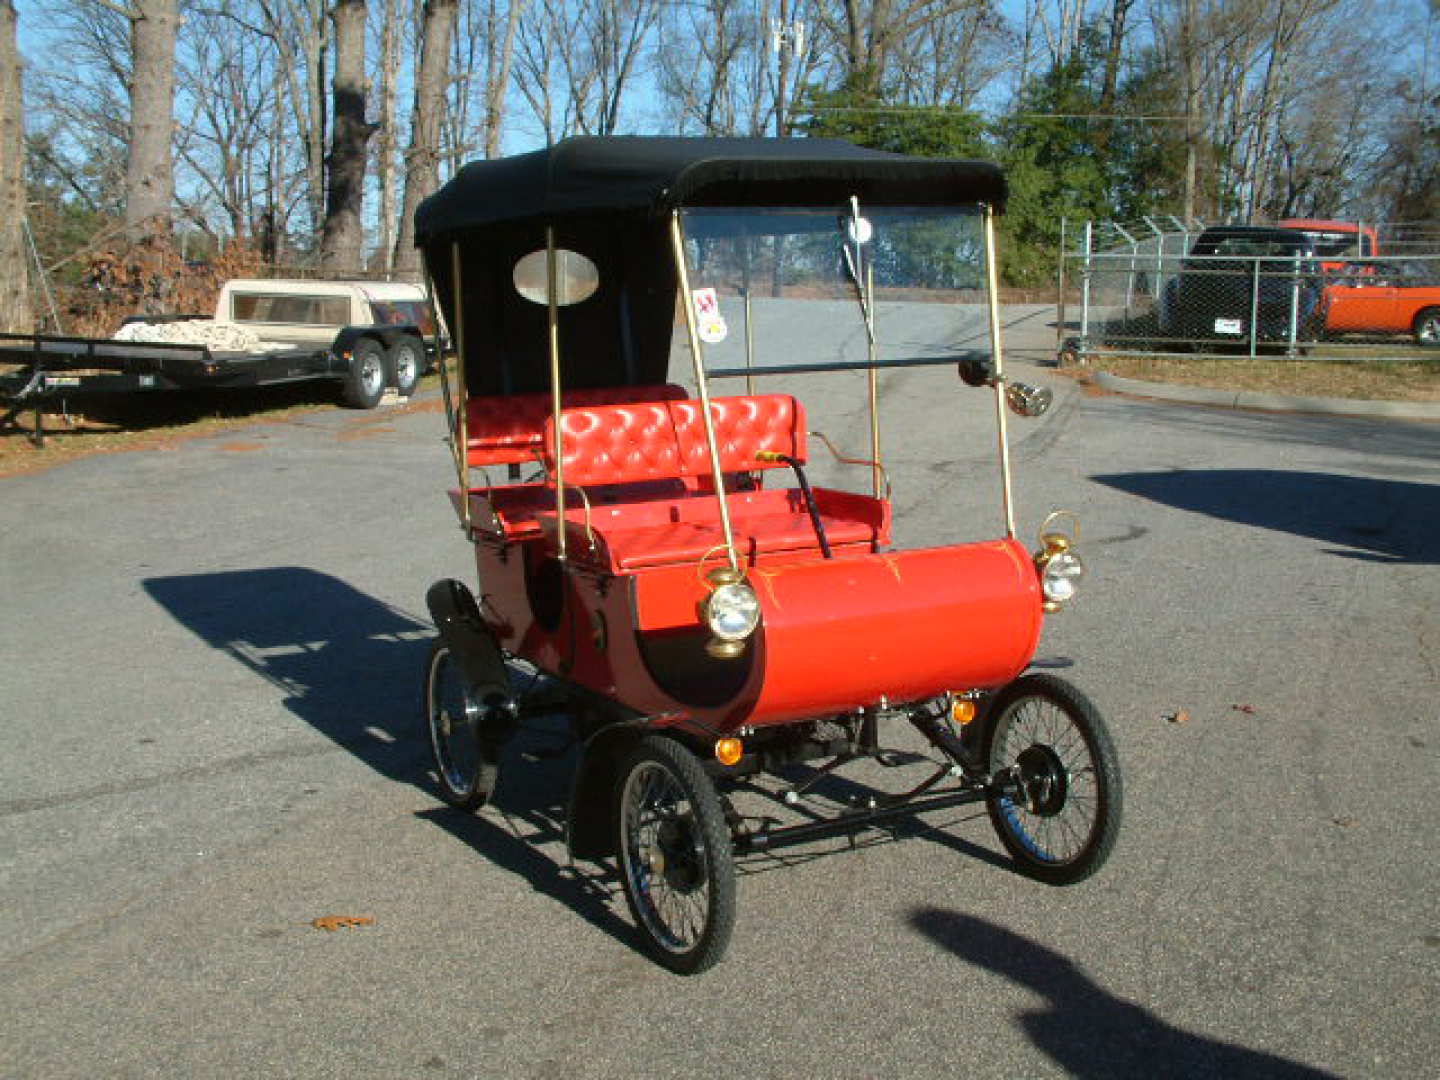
[983,673,1122,884]
[423,640,502,811]
[614,736,736,975]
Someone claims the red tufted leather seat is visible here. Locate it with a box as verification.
[465,384,688,468]
[536,395,890,570]
[545,395,806,485]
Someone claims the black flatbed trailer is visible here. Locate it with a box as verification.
[0,325,423,444]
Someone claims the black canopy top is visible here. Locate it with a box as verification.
[415,136,1006,241]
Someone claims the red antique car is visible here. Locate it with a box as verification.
[413,138,1122,973]
[1322,259,1440,344]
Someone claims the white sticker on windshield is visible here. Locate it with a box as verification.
[691,287,728,344]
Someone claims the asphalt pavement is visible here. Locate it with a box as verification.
[2,323,1438,1078]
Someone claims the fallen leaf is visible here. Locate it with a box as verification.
[1231,704,1258,715]
[1167,709,1190,725]
[1331,816,1356,828]
[311,915,374,932]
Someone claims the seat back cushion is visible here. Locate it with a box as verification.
[465,384,687,467]
[545,394,806,487]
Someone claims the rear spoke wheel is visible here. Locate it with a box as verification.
[423,640,501,811]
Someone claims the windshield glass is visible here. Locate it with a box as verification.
[679,207,988,377]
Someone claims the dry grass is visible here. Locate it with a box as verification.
[1079,351,1440,402]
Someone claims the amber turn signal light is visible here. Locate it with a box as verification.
[951,698,976,727]
[714,737,744,766]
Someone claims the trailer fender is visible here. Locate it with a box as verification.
[566,724,646,861]
[331,324,420,357]
[425,579,512,711]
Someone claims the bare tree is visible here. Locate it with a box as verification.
[888,0,1011,109]
[516,0,658,139]
[0,0,29,333]
[91,0,180,238]
[482,0,524,156]
[375,0,405,271]
[320,0,376,271]
[393,0,457,273]
[255,0,331,239]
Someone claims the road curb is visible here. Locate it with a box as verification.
[1092,371,1440,421]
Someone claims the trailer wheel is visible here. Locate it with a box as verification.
[982,673,1122,885]
[614,735,736,974]
[386,335,423,396]
[343,338,387,408]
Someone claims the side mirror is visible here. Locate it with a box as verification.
[958,356,995,388]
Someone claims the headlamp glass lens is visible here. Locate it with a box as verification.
[1042,551,1085,603]
[707,582,760,640]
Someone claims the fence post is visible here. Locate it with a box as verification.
[1057,216,1068,353]
[1080,220,1093,353]
[1142,215,1164,299]
[1249,257,1261,358]
[1287,253,1301,356]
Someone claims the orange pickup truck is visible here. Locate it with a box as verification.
[1322,260,1440,345]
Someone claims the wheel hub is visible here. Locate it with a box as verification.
[654,818,703,893]
[1014,744,1069,817]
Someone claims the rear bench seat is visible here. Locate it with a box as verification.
[463,384,688,539]
[537,394,891,571]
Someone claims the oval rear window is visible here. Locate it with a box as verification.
[513,249,599,306]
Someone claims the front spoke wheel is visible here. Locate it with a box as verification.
[983,673,1122,884]
[614,736,736,974]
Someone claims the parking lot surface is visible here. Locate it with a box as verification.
[2,364,1437,1077]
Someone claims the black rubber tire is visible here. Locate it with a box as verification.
[981,673,1122,885]
[613,735,736,975]
[342,338,387,409]
[1413,307,1440,347]
[423,639,502,811]
[386,334,424,396]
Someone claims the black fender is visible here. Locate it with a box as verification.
[425,579,511,710]
[330,324,422,360]
[566,723,647,862]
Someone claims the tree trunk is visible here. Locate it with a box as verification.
[484,0,522,158]
[125,0,179,239]
[0,0,30,333]
[320,0,374,273]
[376,0,402,273]
[393,0,457,274]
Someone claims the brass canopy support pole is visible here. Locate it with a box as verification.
[546,227,567,565]
[983,204,1017,540]
[848,197,883,500]
[670,211,740,574]
[450,242,472,536]
[865,258,882,500]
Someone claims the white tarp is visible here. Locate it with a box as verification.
[112,320,293,352]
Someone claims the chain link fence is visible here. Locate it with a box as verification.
[1059,219,1440,361]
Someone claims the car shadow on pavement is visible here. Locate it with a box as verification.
[145,566,642,953]
[909,908,1340,1079]
[144,566,434,785]
[416,714,635,952]
[1093,469,1440,565]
